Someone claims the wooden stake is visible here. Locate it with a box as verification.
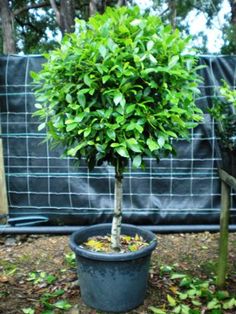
[0,128,8,223]
[216,176,230,288]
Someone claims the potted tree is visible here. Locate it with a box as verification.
[32,6,203,312]
[209,81,236,177]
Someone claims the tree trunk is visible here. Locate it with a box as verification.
[116,0,127,6]
[60,0,75,34]
[168,0,176,29]
[50,0,75,35]
[0,0,16,54]
[111,166,123,251]
[230,0,236,53]
[89,0,104,16]
[89,0,127,17]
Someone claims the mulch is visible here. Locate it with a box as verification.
[0,231,235,314]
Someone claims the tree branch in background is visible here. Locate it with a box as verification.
[117,0,127,5]
[49,0,61,27]
[168,0,176,29]
[0,0,16,53]
[60,0,75,34]
[13,2,50,16]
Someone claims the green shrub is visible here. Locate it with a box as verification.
[209,81,236,151]
[32,6,203,250]
[32,6,202,170]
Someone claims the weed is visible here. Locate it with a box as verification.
[22,308,35,314]
[40,289,72,312]
[0,291,9,298]
[200,260,217,276]
[64,252,76,267]
[149,265,236,314]
[27,271,57,285]
[0,259,17,275]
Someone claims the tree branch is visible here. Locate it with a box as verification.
[15,16,42,33]
[49,0,61,27]
[13,2,50,16]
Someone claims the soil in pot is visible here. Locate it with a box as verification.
[80,233,149,254]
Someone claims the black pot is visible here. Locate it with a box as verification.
[69,223,157,313]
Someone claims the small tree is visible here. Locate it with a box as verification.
[32,6,203,251]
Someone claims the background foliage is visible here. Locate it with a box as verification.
[0,0,235,55]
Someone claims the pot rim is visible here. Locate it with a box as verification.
[69,223,157,262]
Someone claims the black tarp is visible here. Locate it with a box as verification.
[0,55,235,227]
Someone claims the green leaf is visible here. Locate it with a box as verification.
[170,273,187,279]
[130,18,142,26]
[147,138,159,152]
[84,74,92,87]
[158,136,165,148]
[179,293,188,300]
[67,142,86,156]
[160,265,173,273]
[22,308,35,314]
[66,93,72,103]
[53,300,72,310]
[191,299,201,306]
[148,306,166,314]
[179,276,192,287]
[149,54,157,64]
[168,55,179,68]
[147,40,154,51]
[77,88,90,95]
[135,124,144,133]
[102,75,110,84]
[223,298,236,309]
[84,127,91,137]
[34,103,42,109]
[132,155,142,168]
[45,275,56,284]
[173,305,181,313]
[110,142,120,147]
[75,112,86,123]
[180,304,190,314]
[113,92,125,107]
[77,93,86,106]
[66,123,77,132]
[127,138,142,152]
[99,45,107,58]
[38,122,46,131]
[107,129,116,140]
[126,104,136,114]
[107,38,117,52]
[207,298,220,310]
[115,146,129,158]
[116,116,125,124]
[216,290,229,300]
[165,130,177,138]
[167,294,176,307]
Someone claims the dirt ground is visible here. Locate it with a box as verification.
[0,231,236,314]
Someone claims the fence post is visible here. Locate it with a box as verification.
[216,169,231,288]
[0,126,8,223]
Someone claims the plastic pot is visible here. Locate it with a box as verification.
[69,223,157,313]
